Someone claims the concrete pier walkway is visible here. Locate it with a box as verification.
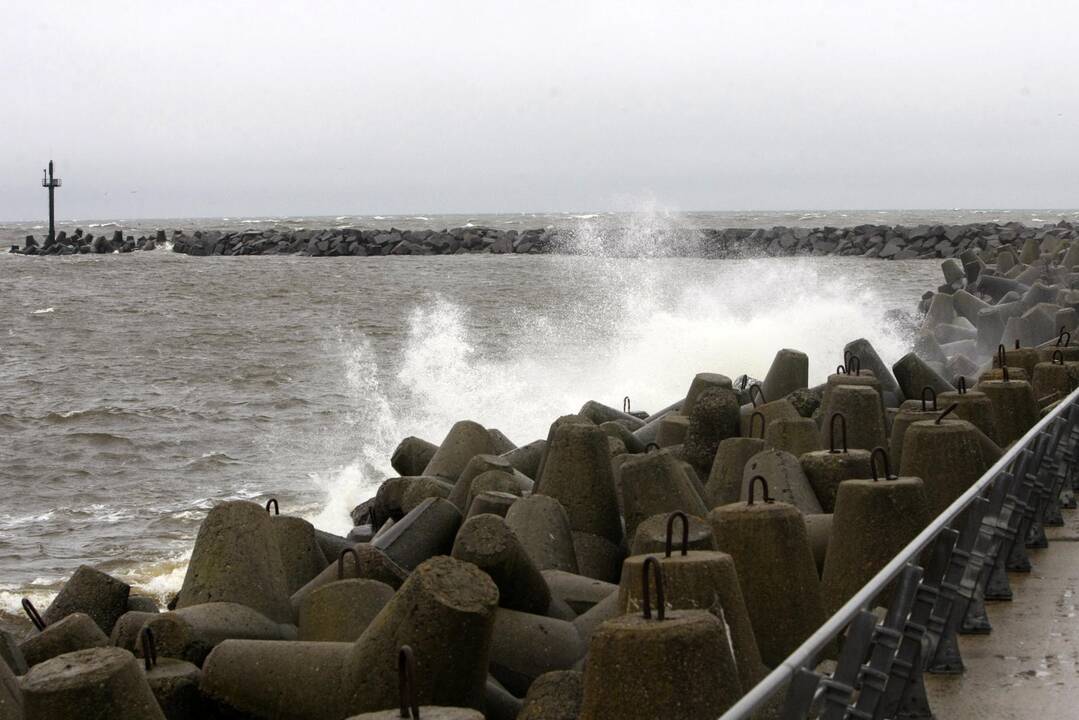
[926,515,1079,719]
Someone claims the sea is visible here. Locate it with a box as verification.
[0,208,1075,633]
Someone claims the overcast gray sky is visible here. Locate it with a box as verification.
[2,1,1077,220]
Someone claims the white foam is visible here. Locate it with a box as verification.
[31,307,54,314]
[308,253,913,531]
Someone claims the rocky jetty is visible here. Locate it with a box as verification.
[10,221,1079,259]
[4,243,1078,719]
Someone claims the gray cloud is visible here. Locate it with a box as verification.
[2,0,1077,220]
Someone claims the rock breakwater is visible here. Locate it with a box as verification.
[10,221,1079,259]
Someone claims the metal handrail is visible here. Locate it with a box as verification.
[718,386,1079,719]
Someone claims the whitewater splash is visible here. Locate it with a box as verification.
[305,253,914,535]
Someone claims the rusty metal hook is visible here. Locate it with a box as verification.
[829,412,848,454]
[849,355,861,375]
[957,376,967,395]
[936,403,959,424]
[749,411,766,439]
[747,475,774,505]
[398,645,420,719]
[641,556,666,621]
[749,384,766,408]
[265,498,279,515]
[921,386,938,412]
[338,546,360,580]
[623,396,631,414]
[1053,350,1065,365]
[870,447,896,481]
[21,598,45,631]
[1058,328,1071,348]
[141,626,157,672]
[665,511,689,558]
[836,364,847,376]
[645,442,660,454]
[740,374,749,390]
[997,345,1010,382]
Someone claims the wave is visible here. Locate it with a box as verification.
[31,307,54,314]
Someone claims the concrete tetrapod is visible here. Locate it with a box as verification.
[517,670,582,720]
[40,565,130,637]
[451,513,552,615]
[888,391,945,471]
[268,511,329,595]
[741,449,823,513]
[298,579,395,642]
[422,420,495,482]
[803,513,832,575]
[141,601,297,667]
[899,414,986,518]
[655,413,690,448]
[682,386,741,478]
[535,420,622,545]
[706,434,765,507]
[391,436,439,477]
[503,495,579,574]
[738,394,801,438]
[578,400,646,430]
[974,373,1040,447]
[137,630,204,720]
[466,490,519,519]
[540,570,616,615]
[892,352,956,400]
[684,372,734,412]
[822,385,888,451]
[619,449,708,544]
[0,658,19,719]
[500,439,545,480]
[464,471,526,510]
[844,338,903,406]
[371,497,462,571]
[488,608,585,697]
[345,647,484,720]
[819,449,932,616]
[579,558,743,720]
[569,531,625,583]
[110,611,160,654]
[1033,353,1076,403]
[630,511,717,555]
[819,367,883,421]
[19,612,109,669]
[617,513,767,692]
[761,348,810,403]
[400,477,455,514]
[709,479,828,667]
[763,416,823,458]
[938,379,999,447]
[175,500,293,624]
[290,544,407,615]
[447,454,520,510]
[798,414,872,513]
[22,647,165,720]
[202,556,498,719]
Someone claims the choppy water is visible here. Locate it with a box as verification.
[0,227,942,632]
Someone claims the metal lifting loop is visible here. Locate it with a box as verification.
[870,446,895,482]
[997,345,1010,382]
[849,355,861,375]
[398,645,420,719]
[921,386,938,412]
[740,374,749,390]
[749,411,766,439]
[645,442,660,454]
[338,546,360,580]
[265,498,279,515]
[747,475,774,505]
[1053,350,1065,366]
[836,364,847,376]
[623,396,631,414]
[641,556,666,621]
[21,598,45,631]
[141,626,157,672]
[1058,327,1071,347]
[749,384,766,408]
[936,403,959,424]
[957,376,967,395]
[829,412,848,454]
[665,511,689,558]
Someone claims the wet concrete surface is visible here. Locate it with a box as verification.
[925,511,1079,719]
